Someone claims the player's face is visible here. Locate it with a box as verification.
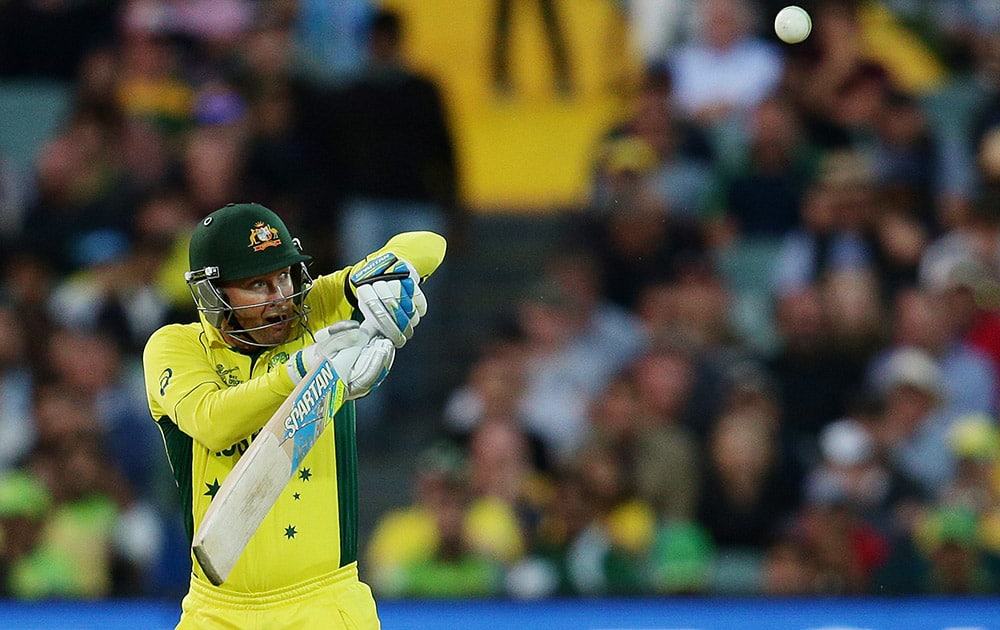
[222,267,296,347]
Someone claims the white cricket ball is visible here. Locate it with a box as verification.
[774,5,811,44]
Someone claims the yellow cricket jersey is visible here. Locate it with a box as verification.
[142,231,446,594]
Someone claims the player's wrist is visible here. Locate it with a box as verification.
[285,344,325,384]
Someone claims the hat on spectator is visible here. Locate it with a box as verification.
[819,418,875,467]
[650,521,715,594]
[875,346,943,398]
[604,136,657,176]
[416,440,466,483]
[0,471,51,519]
[606,499,657,554]
[949,414,1000,461]
[914,506,979,553]
[814,149,873,189]
[919,250,990,293]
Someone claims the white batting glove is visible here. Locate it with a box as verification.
[287,320,395,400]
[350,253,428,348]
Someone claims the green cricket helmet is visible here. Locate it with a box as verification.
[185,202,314,346]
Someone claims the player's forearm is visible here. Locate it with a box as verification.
[175,368,296,452]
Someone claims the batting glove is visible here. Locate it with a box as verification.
[287,320,395,400]
[350,253,427,348]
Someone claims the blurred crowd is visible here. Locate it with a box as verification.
[1,0,1000,603]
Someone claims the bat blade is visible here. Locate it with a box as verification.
[191,357,348,585]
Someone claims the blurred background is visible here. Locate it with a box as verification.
[3,0,1000,615]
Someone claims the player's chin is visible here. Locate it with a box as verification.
[256,319,292,345]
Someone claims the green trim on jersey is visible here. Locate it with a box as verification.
[334,401,359,565]
[156,416,195,540]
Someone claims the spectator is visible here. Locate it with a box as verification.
[515,273,642,464]
[324,7,459,265]
[697,408,800,552]
[803,417,926,534]
[766,284,863,462]
[583,372,701,523]
[558,443,658,595]
[393,467,503,598]
[46,231,175,354]
[789,499,890,595]
[870,346,955,497]
[771,149,877,295]
[0,306,36,473]
[442,331,530,438]
[820,269,888,366]
[464,419,542,567]
[886,505,1000,594]
[19,383,143,598]
[760,535,818,596]
[667,0,784,130]
[180,98,249,214]
[20,112,135,276]
[0,469,52,597]
[918,206,1000,394]
[42,328,167,516]
[721,94,816,240]
[365,441,502,598]
[113,29,196,137]
[578,138,709,310]
[869,286,996,419]
[309,7,460,429]
[593,65,719,224]
[633,268,732,355]
[869,90,943,233]
[942,414,1000,518]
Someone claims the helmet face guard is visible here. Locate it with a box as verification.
[185,260,315,347]
[185,203,315,347]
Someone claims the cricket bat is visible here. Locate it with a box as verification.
[192,323,375,585]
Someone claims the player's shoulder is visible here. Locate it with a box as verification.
[144,322,204,353]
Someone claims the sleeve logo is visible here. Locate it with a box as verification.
[158,368,173,395]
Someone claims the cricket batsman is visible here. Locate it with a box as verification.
[142,202,446,628]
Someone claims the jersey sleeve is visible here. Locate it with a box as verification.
[143,325,297,452]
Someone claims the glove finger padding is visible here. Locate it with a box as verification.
[358,280,423,344]
[287,320,369,383]
[312,320,366,353]
[287,320,395,399]
[342,337,395,400]
[351,254,427,348]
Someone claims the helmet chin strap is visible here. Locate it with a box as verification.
[221,311,266,350]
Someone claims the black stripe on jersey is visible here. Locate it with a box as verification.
[156,416,195,541]
[334,401,359,566]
